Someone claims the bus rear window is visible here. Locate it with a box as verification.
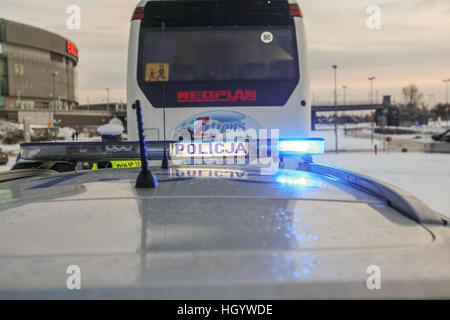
[139,26,298,83]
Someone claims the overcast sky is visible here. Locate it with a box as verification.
[0,0,449,105]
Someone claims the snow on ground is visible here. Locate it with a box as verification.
[314,129,376,151]
[1,154,17,171]
[58,127,101,142]
[0,144,20,154]
[57,127,75,141]
[315,152,450,218]
[317,123,449,149]
[314,123,449,151]
[360,129,436,144]
[0,144,19,172]
[0,119,20,131]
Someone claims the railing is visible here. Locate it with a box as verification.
[313,99,383,106]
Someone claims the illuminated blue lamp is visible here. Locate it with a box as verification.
[276,173,322,188]
[278,138,325,156]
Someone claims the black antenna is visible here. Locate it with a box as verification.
[161,22,169,169]
[133,100,158,188]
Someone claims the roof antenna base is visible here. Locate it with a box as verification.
[135,170,158,189]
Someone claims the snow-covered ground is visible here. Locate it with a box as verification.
[360,128,436,144]
[313,124,448,152]
[0,144,19,171]
[313,129,376,151]
[315,152,450,219]
[315,122,449,150]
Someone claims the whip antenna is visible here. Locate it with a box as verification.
[133,100,158,188]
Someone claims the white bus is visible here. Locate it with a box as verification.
[127,0,311,144]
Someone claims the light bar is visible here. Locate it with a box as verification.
[20,141,165,162]
[131,7,145,21]
[278,139,325,155]
[19,138,325,163]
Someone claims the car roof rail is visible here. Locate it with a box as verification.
[310,163,444,225]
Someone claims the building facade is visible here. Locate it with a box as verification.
[0,18,78,122]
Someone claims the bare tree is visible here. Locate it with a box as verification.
[402,84,423,108]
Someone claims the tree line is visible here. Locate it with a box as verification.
[383,84,448,126]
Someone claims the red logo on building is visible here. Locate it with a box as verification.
[66,41,78,58]
[177,90,257,103]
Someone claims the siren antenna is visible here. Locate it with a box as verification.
[133,100,158,188]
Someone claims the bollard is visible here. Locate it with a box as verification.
[374,144,378,156]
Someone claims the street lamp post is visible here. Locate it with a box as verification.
[333,65,338,153]
[106,88,110,112]
[368,77,376,104]
[342,85,348,133]
[443,79,450,105]
[51,72,57,140]
[368,77,376,144]
[444,80,450,127]
[342,85,348,105]
[17,90,22,109]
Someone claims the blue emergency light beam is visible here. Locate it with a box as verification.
[278,138,325,156]
[133,100,158,188]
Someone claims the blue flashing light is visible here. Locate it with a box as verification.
[278,138,325,156]
[276,172,322,188]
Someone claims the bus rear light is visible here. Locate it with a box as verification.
[290,4,303,17]
[131,7,145,21]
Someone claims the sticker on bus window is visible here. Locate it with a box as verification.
[260,31,273,44]
[145,63,169,82]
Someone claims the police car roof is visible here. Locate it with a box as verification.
[0,165,449,299]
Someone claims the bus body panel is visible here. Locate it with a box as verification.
[127,0,310,141]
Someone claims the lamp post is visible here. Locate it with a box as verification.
[52,72,58,141]
[342,85,348,133]
[333,65,338,153]
[443,79,450,105]
[106,88,110,112]
[17,90,22,109]
[342,85,348,105]
[51,71,58,116]
[444,80,450,127]
[368,77,376,143]
[368,77,376,104]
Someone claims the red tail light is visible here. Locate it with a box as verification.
[131,7,145,21]
[290,4,303,17]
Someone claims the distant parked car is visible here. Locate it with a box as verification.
[432,129,450,142]
[0,149,8,165]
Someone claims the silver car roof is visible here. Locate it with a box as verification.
[1,165,449,299]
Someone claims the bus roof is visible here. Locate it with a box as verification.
[135,0,300,9]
